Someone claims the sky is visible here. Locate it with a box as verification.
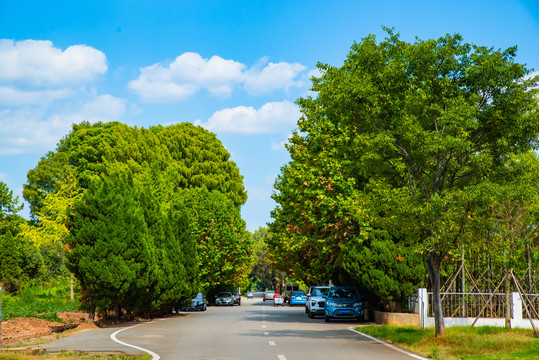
[0,0,538,232]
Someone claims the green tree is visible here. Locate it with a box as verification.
[250,227,281,291]
[177,188,253,297]
[0,182,24,221]
[66,172,155,319]
[0,230,23,292]
[271,28,539,336]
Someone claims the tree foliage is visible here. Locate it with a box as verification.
[270,28,539,336]
[25,121,250,316]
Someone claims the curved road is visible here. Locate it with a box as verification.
[44,296,426,360]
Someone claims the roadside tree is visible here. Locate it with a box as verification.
[271,28,539,336]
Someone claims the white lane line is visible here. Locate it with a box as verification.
[264,331,269,336]
[268,341,276,346]
[262,325,267,328]
[111,326,160,360]
[277,355,287,360]
[348,328,428,360]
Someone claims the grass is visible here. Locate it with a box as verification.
[0,350,150,360]
[358,325,539,360]
[1,279,80,322]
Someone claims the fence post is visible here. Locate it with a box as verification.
[512,292,522,324]
[418,288,428,330]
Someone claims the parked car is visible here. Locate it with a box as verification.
[289,290,307,306]
[247,291,253,299]
[189,293,207,311]
[230,290,241,305]
[215,291,235,306]
[263,290,276,301]
[324,286,364,322]
[306,286,330,318]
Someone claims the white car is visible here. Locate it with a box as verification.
[263,290,276,301]
[306,286,330,318]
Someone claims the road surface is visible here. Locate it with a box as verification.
[43,295,426,360]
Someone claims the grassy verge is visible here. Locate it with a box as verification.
[1,278,80,322]
[0,350,150,360]
[358,325,539,360]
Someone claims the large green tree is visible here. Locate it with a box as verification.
[271,28,539,336]
[30,121,249,316]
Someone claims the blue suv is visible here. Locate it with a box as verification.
[324,286,364,322]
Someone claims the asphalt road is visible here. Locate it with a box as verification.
[43,296,426,360]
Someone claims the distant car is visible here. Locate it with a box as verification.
[189,293,207,311]
[306,286,330,318]
[230,290,241,305]
[215,292,234,306]
[247,291,253,299]
[289,290,307,306]
[324,287,364,322]
[263,290,275,301]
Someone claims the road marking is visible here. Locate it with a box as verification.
[111,326,160,360]
[264,331,269,335]
[277,355,287,360]
[268,341,276,346]
[262,325,267,328]
[348,328,428,360]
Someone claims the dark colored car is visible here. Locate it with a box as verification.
[189,293,207,311]
[230,290,241,305]
[324,286,364,322]
[215,291,234,306]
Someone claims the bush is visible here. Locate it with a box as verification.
[1,277,80,321]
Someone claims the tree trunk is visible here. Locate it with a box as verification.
[88,306,95,324]
[70,274,74,301]
[427,251,446,337]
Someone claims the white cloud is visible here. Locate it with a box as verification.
[0,86,73,106]
[244,61,306,95]
[0,39,107,87]
[0,95,126,155]
[194,100,300,134]
[129,52,307,102]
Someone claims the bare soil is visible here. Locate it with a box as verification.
[0,312,99,347]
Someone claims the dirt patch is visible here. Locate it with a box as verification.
[0,312,99,346]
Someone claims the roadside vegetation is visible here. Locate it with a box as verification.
[0,351,150,360]
[2,278,79,322]
[358,325,539,360]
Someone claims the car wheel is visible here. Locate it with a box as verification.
[325,315,331,322]
[305,306,308,314]
[309,310,315,319]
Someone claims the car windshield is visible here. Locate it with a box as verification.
[194,293,204,300]
[265,291,275,294]
[217,292,232,297]
[292,291,306,296]
[312,288,329,297]
[328,288,359,299]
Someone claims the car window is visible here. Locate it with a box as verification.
[329,288,359,299]
[292,291,306,296]
[313,288,328,296]
[217,292,232,297]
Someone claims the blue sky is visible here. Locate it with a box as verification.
[1,0,538,231]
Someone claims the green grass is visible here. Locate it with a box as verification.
[1,279,80,322]
[358,325,539,360]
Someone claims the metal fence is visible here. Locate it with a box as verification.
[427,292,508,318]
